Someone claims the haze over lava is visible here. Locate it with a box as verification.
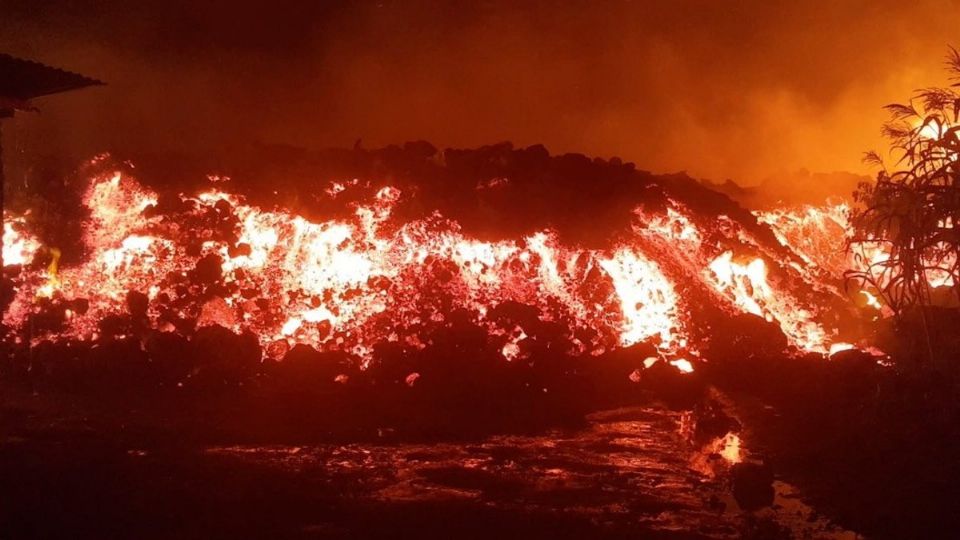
[2,0,960,186]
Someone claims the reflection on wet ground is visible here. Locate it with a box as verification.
[1,390,859,539]
[209,407,734,536]
[204,407,856,539]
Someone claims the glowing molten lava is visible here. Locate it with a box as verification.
[756,202,955,314]
[4,172,690,365]
[3,217,40,267]
[3,169,859,369]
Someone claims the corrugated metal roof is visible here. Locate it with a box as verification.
[0,53,103,102]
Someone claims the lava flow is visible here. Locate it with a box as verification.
[2,165,861,372]
[756,202,956,315]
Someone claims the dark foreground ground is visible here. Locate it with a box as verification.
[0,381,854,540]
[4,327,960,540]
[708,349,960,540]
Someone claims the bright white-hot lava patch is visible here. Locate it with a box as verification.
[3,217,41,267]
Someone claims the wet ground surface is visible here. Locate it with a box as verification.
[0,394,856,539]
[205,407,737,538]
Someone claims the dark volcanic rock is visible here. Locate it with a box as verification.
[190,325,261,386]
[125,290,149,318]
[732,462,775,511]
[191,253,223,285]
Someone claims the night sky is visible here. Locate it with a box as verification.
[2,0,959,184]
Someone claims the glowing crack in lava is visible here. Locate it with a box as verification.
[2,170,856,368]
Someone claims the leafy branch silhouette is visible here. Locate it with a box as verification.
[846,47,960,317]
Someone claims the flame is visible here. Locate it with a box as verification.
[35,247,62,299]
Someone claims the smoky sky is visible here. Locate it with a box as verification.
[2,0,959,184]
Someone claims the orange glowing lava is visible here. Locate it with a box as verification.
[1,169,863,368]
[756,202,954,315]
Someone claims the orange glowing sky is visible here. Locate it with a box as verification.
[2,0,960,184]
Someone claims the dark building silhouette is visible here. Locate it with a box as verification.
[0,53,102,267]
